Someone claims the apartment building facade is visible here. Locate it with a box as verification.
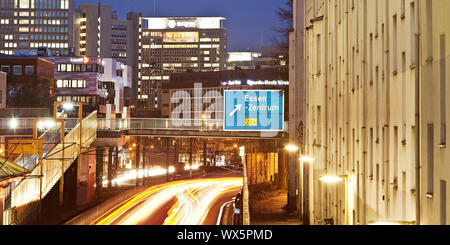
[292,0,450,225]
[73,4,142,107]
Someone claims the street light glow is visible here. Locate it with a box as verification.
[299,156,315,162]
[62,102,74,111]
[319,176,344,183]
[284,144,299,152]
[9,118,19,129]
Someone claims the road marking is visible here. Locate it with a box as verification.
[219,167,242,173]
[217,200,234,225]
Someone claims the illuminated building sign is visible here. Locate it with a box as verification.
[220,80,289,86]
[70,56,91,64]
[168,20,197,29]
[145,17,225,30]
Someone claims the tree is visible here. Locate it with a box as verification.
[272,0,293,57]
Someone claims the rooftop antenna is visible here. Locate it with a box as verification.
[261,31,264,48]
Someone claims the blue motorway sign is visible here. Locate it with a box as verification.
[224,90,284,131]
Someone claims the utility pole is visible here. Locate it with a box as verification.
[166,137,170,181]
[189,138,193,178]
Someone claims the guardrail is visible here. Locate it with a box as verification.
[97,118,225,131]
[0,118,79,131]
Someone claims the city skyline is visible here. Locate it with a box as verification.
[74,0,285,51]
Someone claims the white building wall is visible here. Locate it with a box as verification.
[302,0,424,225]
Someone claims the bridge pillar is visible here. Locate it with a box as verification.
[107,147,113,190]
[203,140,207,167]
[95,147,104,195]
[114,146,119,187]
[166,137,170,181]
[135,137,141,186]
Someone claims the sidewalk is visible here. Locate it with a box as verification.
[249,185,302,225]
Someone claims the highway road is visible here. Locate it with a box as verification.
[89,176,242,225]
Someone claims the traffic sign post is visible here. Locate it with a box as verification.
[224,90,284,131]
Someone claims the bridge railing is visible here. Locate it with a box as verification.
[98,118,225,131]
[0,117,79,131]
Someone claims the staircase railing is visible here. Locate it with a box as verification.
[11,111,97,208]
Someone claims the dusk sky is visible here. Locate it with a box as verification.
[74,0,286,51]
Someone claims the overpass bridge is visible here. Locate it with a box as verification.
[1,118,288,139]
[97,118,288,139]
[1,115,287,224]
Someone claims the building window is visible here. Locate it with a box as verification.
[441,180,447,225]
[441,34,446,145]
[25,65,34,75]
[13,65,22,75]
[410,2,416,66]
[393,14,398,74]
[56,79,87,88]
[370,128,374,178]
[1,65,9,74]
[426,0,433,61]
[393,126,399,184]
[427,124,434,196]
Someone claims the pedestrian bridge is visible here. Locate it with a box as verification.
[1,117,288,139]
[97,118,288,139]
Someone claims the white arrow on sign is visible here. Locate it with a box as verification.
[229,104,242,117]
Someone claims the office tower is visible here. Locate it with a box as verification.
[74,5,142,109]
[139,17,227,111]
[0,0,73,56]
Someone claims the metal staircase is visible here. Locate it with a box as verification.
[10,111,97,209]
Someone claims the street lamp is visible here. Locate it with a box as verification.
[319,175,344,183]
[62,102,74,111]
[284,143,301,215]
[33,117,65,207]
[284,144,299,152]
[319,174,350,225]
[299,156,314,163]
[9,118,19,130]
[299,155,314,225]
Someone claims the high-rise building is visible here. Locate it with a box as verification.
[74,4,112,58]
[293,0,450,225]
[139,17,227,111]
[0,0,73,56]
[74,5,142,111]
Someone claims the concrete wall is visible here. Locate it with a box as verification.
[419,0,450,225]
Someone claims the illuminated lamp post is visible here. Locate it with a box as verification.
[319,175,349,225]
